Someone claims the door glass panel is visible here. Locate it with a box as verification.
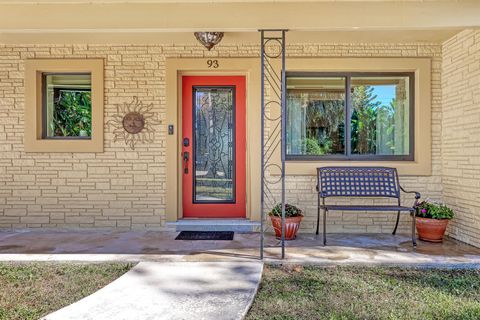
[193,87,235,203]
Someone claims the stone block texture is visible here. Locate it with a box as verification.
[0,42,444,236]
[442,29,480,247]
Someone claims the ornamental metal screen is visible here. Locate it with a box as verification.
[260,30,287,259]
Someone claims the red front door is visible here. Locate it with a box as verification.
[182,76,246,218]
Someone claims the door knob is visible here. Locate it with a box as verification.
[183,151,190,174]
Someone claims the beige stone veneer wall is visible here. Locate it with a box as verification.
[0,42,442,232]
[442,30,480,247]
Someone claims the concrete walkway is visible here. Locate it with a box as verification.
[43,261,263,320]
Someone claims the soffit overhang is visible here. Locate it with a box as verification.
[0,1,478,43]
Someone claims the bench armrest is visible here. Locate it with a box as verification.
[316,185,328,198]
[400,186,421,200]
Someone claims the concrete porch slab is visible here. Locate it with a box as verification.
[0,230,480,266]
[43,261,263,320]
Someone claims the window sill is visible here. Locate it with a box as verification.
[24,138,103,153]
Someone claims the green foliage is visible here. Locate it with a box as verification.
[268,203,303,218]
[416,200,455,220]
[288,84,404,156]
[351,85,381,154]
[304,136,332,156]
[382,98,398,152]
[51,90,92,137]
[304,100,344,154]
[305,137,324,155]
[351,85,402,155]
[305,100,345,135]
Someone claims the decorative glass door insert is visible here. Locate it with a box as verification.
[193,87,235,203]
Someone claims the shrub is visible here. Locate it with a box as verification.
[268,203,303,218]
[305,138,324,155]
[304,137,333,155]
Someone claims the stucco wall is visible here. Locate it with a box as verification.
[0,42,442,233]
[442,29,480,247]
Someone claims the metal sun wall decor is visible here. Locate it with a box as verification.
[194,32,224,50]
[108,96,161,150]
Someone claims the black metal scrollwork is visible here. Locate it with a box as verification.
[260,30,287,259]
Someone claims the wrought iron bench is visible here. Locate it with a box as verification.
[316,166,421,246]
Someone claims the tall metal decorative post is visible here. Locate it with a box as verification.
[260,29,287,259]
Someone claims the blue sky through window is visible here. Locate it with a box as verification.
[371,85,396,107]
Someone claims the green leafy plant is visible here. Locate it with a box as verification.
[416,200,455,220]
[351,85,380,154]
[268,203,303,218]
[303,134,333,156]
[305,137,324,155]
[304,100,344,154]
[51,90,92,137]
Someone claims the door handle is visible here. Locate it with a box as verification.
[183,151,189,174]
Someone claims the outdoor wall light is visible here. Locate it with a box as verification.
[194,32,224,50]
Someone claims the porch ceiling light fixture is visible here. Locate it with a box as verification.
[194,32,224,50]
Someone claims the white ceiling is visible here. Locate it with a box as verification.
[0,0,477,44]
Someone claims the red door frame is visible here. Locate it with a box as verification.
[182,76,246,218]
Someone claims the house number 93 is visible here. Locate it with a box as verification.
[207,60,219,68]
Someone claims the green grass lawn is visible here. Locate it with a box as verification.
[0,262,133,320]
[247,265,480,320]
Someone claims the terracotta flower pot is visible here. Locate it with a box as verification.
[415,217,449,242]
[270,215,303,240]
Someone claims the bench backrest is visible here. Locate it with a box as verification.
[317,166,400,199]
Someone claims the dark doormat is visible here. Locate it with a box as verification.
[175,231,234,241]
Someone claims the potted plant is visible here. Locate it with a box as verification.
[269,203,303,240]
[415,200,455,242]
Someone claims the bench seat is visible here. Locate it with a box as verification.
[317,166,421,247]
[321,205,415,212]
